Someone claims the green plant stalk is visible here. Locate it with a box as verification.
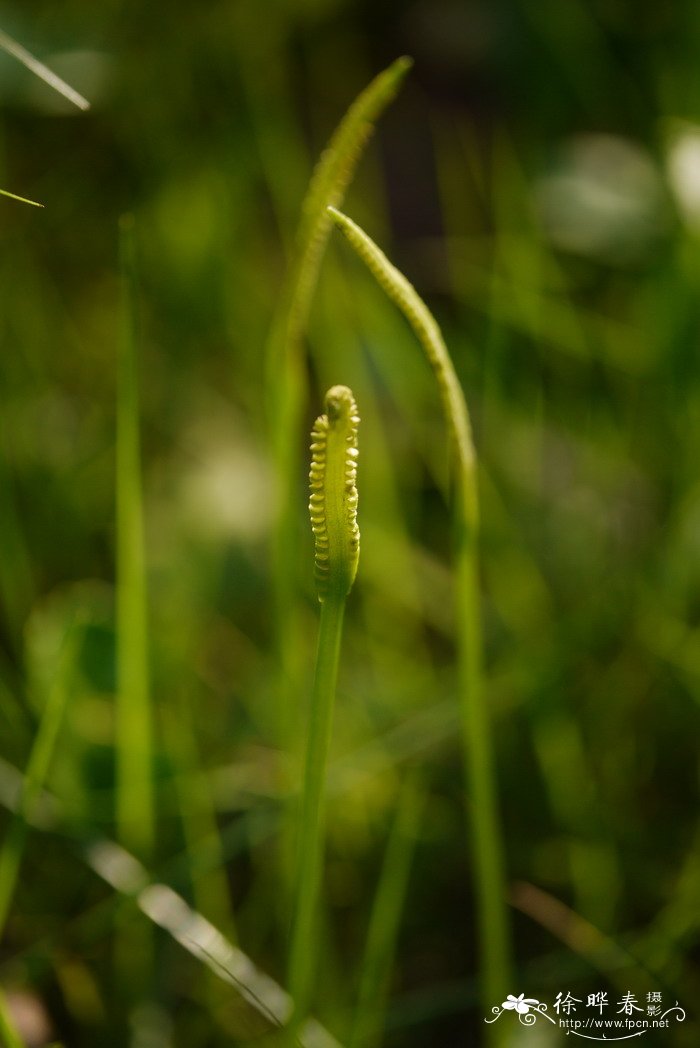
[0,27,90,110]
[0,627,75,936]
[164,691,237,942]
[288,385,360,1036]
[349,775,425,1048]
[116,214,154,863]
[287,594,346,1029]
[329,208,511,1012]
[115,216,155,1005]
[267,57,411,742]
[0,187,43,207]
[0,422,35,652]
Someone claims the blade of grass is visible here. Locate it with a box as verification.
[116,213,154,861]
[328,208,512,1019]
[0,187,43,207]
[0,625,74,1048]
[0,626,76,936]
[163,689,237,942]
[115,214,155,1011]
[0,422,36,651]
[0,758,344,1048]
[0,27,90,111]
[349,774,425,1048]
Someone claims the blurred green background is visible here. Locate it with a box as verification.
[1,1,700,1045]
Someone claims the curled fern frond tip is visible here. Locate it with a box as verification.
[309,385,360,603]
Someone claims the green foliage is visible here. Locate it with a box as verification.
[1,5,700,1048]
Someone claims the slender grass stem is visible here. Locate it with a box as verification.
[0,187,43,207]
[0,628,74,1048]
[0,27,90,111]
[288,595,346,1027]
[116,214,154,862]
[328,208,512,1016]
[115,215,154,1007]
[165,690,237,942]
[0,627,75,936]
[349,775,425,1048]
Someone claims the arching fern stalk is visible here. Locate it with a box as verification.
[328,208,512,1017]
[288,386,360,1038]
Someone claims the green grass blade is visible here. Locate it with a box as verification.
[163,690,237,941]
[287,595,346,1034]
[329,208,512,1017]
[0,27,90,111]
[0,626,75,936]
[115,214,154,862]
[0,187,43,207]
[349,775,425,1048]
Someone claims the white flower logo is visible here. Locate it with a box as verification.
[502,993,539,1015]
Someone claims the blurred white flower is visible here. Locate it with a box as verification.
[535,134,667,262]
[666,121,700,232]
[176,396,273,541]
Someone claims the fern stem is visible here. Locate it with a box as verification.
[288,385,360,1036]
[349,774,425,1048]
[287,594,346,1030]
[329,208,512,1015]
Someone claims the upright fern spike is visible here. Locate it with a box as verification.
[309,385,360,602]
[287,387,360,1038]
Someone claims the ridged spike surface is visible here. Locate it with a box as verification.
[309,386,360,602]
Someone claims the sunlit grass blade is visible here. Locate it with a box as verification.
[163,690,237,942]
[115,214,155,1012]
[0,426,36,651]
[0,27,90,111]
[329,207,512,1017]
[0,187,43,207]
[349,775,425,1048]
[0,626,75,936]
[0,622,74,1048]
[116,214,154,861]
